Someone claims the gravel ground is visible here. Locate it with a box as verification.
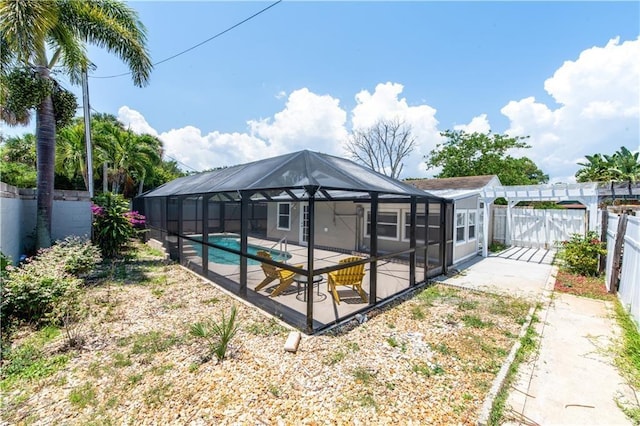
[2,246,531,425]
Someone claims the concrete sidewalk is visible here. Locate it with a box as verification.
[437,254,638,425]
[504,291,638,426]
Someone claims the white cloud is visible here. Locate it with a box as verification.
[117,106,158,137]
[502,37,640,182]
[453,114,491,134]
[118,88,348,172]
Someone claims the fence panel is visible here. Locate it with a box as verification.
[617,215,640,327]
[494,208,587,249]
[605,215,619,292]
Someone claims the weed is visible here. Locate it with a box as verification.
[385,381,396,390]
[190,305,240,362]
[143,382,172,408]
[412,362,444,377]
[1,338,69,391]
[386,336,399,348]
[202,297,220,305]
[150,363,173,376]
[489,320,538,425]
[613,302,640,389]
[245,318,288,336]
[150,287,164,298]
[434,342,452,355]
[188,363,200,373]
[120,331,180,355]
[112,353,132,368]
[411,305,426,320]
[386,322,396,329]
[462,314,492,328]
[488,241,508,253]
[325,350,346,366]
[351,367,376,385]
[458,300,478,311]
[268,384,281,397]
[69,382,96,409]
[356,392,378,409]
[346,341,360,352]
[127,373,144,385]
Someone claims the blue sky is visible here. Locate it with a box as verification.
[5,1,640,182]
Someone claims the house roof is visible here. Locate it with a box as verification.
[141,150,443,200]
[405,175,500,191]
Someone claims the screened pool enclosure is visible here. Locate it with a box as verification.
[135,150,452,333]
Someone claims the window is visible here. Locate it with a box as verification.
[468,211,477,240]
[365,210,399,240]
[403,212,426,242]
[277,203,291,230]
[456,211,466,243]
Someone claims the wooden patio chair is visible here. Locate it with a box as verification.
[255,250,302,297]
[327,256,367,304]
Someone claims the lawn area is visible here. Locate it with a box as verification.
[1,244,533,425]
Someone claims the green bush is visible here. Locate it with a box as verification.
[92,193,146,258]
[556,231,607,276]
[1,238,100,327]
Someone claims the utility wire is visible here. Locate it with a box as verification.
[90,0,282,80]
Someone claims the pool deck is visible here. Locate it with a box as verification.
[182,237,422,332]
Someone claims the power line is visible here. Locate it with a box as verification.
[90,0,282,80]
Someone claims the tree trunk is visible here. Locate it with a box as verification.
[35,73,56,249]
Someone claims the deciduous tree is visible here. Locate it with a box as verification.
[346,118,416,179]
[424,130,548,185]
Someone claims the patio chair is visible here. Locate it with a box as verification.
[327,256,367,304]
[255,250,302,297]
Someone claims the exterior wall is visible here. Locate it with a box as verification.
[452,195,480,264]
[0,196,24,264]
[0,182,91,264]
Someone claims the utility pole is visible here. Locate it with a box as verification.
[81,67,94,198]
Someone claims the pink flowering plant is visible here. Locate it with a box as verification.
[92,193,146,258]
[556,231,607,276]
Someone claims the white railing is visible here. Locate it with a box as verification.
[270,235,288,257]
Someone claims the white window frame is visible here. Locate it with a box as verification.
[402,211,426,243]
[455,210,467,245]
[468,210,477,241]
[364,209,400,241]
[277,202,291,230]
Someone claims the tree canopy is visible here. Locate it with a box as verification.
[424,130,549,185]
[1,0,153,248]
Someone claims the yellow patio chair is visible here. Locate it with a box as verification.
[328,256,367,304]
[255,250,302,297]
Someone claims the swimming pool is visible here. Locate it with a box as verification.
[190,234,292,265]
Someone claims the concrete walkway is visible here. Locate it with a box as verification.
[437,254,638,425]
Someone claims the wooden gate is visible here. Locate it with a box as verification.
[493,207,587,249]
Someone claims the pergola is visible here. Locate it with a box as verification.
[136,150,449,333]
[480,182,599,257]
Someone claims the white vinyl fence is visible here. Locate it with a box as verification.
[493,207,587,249]
[606,214,640,327]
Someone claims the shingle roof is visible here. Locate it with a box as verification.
[405,175,500,191]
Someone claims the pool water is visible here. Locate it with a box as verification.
[190,235,291,265]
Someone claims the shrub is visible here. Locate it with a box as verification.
[190,305,240,362]
[556,231,606,276]
[1,238,99,327]
[92,193,146,258]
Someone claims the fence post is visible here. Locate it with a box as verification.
[599,210,608,274]
[608,214,628,294]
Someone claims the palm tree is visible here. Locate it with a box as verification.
[0,0,152,248]
[107,128,161,195]
[56,121,89,190]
